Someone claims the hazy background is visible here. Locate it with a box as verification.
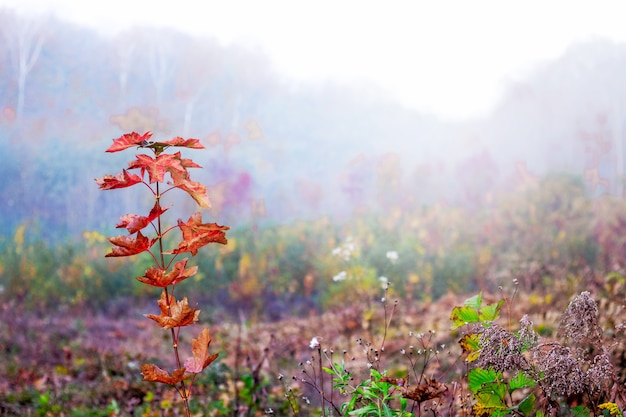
[2,1,626,241]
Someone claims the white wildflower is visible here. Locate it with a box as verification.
[309,337,320,349]
[333,271,347,282]
[386,250,399,262]
[332,237,357,261]
[379,276,390,289]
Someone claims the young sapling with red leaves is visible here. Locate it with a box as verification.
[96,131,228,416]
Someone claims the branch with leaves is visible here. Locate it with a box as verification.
[96,131,228,416]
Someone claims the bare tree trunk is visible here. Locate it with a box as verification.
[1,11,46,121]
[183,100,194,137]
[117,42,135,109]
[147,34,177,108]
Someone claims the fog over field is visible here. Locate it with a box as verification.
[1,2,626,239]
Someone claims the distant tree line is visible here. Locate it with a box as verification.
[1,8,626,241]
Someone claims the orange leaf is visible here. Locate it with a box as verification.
[136,258,198,287]
[141,363,186,385]
[166,213,229,256]
[174,179,211,209]
[176,156,202,177]
[106,131,153,153]
[105,231,154,257]
[166,152,202,181]
[146,290,200,329]
[95,169,143,190]
[161,136,205,149]
[116,202,168,233]
[184,327,219,373]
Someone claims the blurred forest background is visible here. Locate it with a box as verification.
[1,7,626,314]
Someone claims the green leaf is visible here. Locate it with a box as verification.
[464,292,483,309]
[468,368,501,394]
[491,409,510,417]
[342,394,360,414]
[450,306,481,329]
[479,299,505,322]
[399,397,407,411]
[107,399,121,414]
[571,405,592,417]
[322,366,335,374]
[517,394,535,415]
[470,373,508,416]
[349,404,377,416]
[475,389,506,408]
[509,371,537,392]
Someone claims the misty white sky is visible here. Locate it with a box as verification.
[3,0,626,121]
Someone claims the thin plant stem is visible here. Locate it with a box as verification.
[317,346,326,416]
[156,180,191,417]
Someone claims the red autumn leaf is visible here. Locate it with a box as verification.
[105,231,154,257]
[168,157,202,185]
[178,213,229,244]
[141,363,186,385]
[161,136,205,149]
[179,156,203,171]
[95,169,143,190]
[146,290,200,329]
[166,213,229,256]
[106,131,153,153]
[116,202,168,233]
[127,152,202,186]
[136,258,198,287]
[162,156,200,187]
[184,327,219,373]
[128,153,189,184]
[162,152,201,181]
[173,179,211,209]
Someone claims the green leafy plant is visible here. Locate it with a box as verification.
[450,292,505,331]
[287,285,450,417]
[454,291,550,416]
[96,131,229,416]
[454,290,626,416]
[467,367,536,417]
[342,368,412,417]
[298,342,415,417]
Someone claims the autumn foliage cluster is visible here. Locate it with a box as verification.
[95,131,228,414]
